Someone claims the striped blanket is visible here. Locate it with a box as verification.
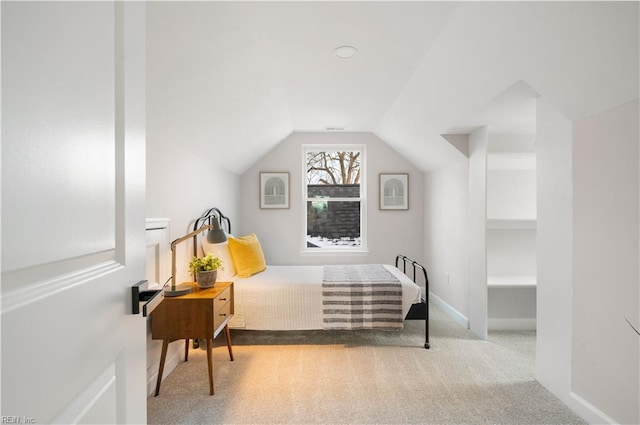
[322,264,403,330]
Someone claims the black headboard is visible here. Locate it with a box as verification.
[192,207,231,257]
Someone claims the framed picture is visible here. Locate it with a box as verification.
[260,172,290,209]
[379,173,409,210]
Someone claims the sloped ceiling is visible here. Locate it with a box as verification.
[146,1,639,175]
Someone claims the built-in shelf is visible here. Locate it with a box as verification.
[487,218,537,229]
[487,275,537,288]
[486,135,538,331]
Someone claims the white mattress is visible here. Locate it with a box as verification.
[229,264,422,330]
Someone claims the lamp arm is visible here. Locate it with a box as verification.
[170,224,213,288]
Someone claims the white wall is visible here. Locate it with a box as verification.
[486,169,536,220]
[145,43,241,395]
[238,132,423,267]
[424,129,497,334]
[146,3,241,276]
[146,142,240,282]
[488,287,536,321]
[487,229,536,276]
[467,127,488,339]
[423,160,469,325]
[536,98,574,412]
[572,99,639,424]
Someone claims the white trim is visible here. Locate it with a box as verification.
[428,291,469,329]
[1,258,122,314]
[301,144,367,253]
[145,217,171,288]
[52,363,117,424]
[299,249,369,257]
[0,212,170,314]
[488,318,536,331]
[567,391,619,425]
[487,275,537,288]
[486,218,537,229]
[145,218,175,395]
[145,218,170,231]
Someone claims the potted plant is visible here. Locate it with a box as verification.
[188,253,224,288]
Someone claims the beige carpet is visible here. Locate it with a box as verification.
[147,303,587,424]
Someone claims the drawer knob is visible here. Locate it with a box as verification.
[219,313,227,317]
[219,298,227,301]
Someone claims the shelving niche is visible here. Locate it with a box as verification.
[486,135,537,330]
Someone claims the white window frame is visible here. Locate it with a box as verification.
[301,144,368,255]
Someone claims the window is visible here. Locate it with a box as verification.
[303,145,366,251]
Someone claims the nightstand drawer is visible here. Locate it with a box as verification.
[214,286,232,312]
[214,299,232,330]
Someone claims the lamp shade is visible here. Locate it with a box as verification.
[207,220,228,243]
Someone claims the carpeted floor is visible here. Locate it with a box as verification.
[147,303,587,424]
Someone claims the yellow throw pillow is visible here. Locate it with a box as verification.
[228,233,267,278]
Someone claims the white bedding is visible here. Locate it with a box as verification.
[229,264,422,330]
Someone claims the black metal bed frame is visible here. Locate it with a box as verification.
[396,254,430,349]
[191,207,231,258]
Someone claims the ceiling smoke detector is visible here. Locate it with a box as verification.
[334,45,358,59]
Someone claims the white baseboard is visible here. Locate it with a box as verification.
[567,391,619,425]
[428,292,469,328]
[488,318,536,331]
[146,343,183,396]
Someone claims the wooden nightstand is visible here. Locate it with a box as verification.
[151,281,234,396]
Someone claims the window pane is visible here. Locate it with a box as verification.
[307,184,360,199]
[306,200,361,248]
[306,151,361,197]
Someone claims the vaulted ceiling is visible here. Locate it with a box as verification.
[146,2,639,175]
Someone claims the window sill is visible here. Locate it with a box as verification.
[300,249,370,257]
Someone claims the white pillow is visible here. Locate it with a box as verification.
[202,239,237,280]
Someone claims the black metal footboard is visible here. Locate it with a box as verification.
[396,254,430,349]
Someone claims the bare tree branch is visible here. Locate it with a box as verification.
[306,150,361,185]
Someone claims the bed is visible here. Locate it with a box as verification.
[191,208,430,348]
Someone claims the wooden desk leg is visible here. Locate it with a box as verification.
[206,338,214,395]
[224,324,234,361]
[154,339,169,397]
[184,339,190,362]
